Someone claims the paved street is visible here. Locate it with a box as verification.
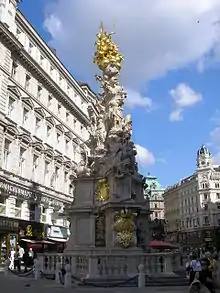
[0,272,189,293]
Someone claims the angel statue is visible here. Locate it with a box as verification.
[76,148,91,177]
[123,114,132,138]
[95,114,106,154]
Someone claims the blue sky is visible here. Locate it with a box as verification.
[19,0,220,187]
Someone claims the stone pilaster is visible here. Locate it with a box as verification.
[21,200,29,220]
[46,207,53,225]
[5,195,16,217]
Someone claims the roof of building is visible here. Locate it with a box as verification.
[145,173,164,191]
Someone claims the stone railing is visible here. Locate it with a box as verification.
[38,251,182,279]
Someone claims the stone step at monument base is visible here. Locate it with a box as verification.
[80,274,189,287]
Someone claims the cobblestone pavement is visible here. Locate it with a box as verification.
[0,273,189,293]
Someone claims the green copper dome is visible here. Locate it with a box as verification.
[144,172,163,191]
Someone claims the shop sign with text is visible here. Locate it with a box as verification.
[0,180,33,199]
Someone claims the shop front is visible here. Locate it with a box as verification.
[0,216,19,264]
[46,225,70,252]
[18,219,52,252]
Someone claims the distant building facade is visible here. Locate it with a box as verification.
[144,173,165,220]
[0,0,96,261]
[164,145,220,249]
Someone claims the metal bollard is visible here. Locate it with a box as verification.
[55,262,61,284]
[64,263,71,288]
[138,263,145,288]
[34,258,40,280]
[4,258,10,277]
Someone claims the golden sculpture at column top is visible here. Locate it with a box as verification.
[93,21,124,71]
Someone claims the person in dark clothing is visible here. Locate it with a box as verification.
[197,258,215,293]
[14,249,21,272]
[23,250,29,272]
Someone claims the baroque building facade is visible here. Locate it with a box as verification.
[164,145,220,250]
[144,173,165,220]
[0,0,93,260]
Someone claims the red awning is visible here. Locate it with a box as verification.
[149,240,176,248]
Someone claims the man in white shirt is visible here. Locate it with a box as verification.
[18,245,24,267]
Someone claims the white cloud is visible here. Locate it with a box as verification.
[135,144,155,166]
[213,152,220,164]
[169,108,183,122]
[43,0,220,91]
[169,83,202,122]
[125,89,152,111]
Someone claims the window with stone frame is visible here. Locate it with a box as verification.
[0,195,6,216]
[50,165,59,188]
[3,138,11,170]
[19,146,26,176]
[66,111,70,121]
[34,116,41,135]
[80,124,84,134]
[56,132,62,150]
[37,85,42,99]
[47,94,53,107]
[57,103,62,115]
[46,124,53,138]
[11,60,18,79]
[28,41,34,54]
[16,27,22,38]
[44,160,50,177]
[73,118,76,129]
[72,143,77,162]
[32,153,39,181]
[44,160,50,185]
[39,54,44,66]
[22,106,29,125]
[7,96,16,116]
[41,206,46,223]
[15,199,22,218]
[29,202,37,221]
[50,65,54,76]
[67,84,71,96]
[59,75,63,87]
[25,74,31,90]
[65,138,71,156]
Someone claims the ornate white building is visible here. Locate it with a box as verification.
[164,145,220,249]
[144,173,165,221]
[0,0,94,257]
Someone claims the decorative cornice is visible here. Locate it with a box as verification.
[64,131,73,140]
[21,96,34,108]
[32,140,45,152]
[34,107,46,118]
[64,160,72,169]
[73,137,80,144]
[45,116,56,126]
[54,155,65,164]
[55,123,65,133]
[8,85,21,97]
[43,146,55,158]
[4,123,19,137]
[17,133,32,144]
